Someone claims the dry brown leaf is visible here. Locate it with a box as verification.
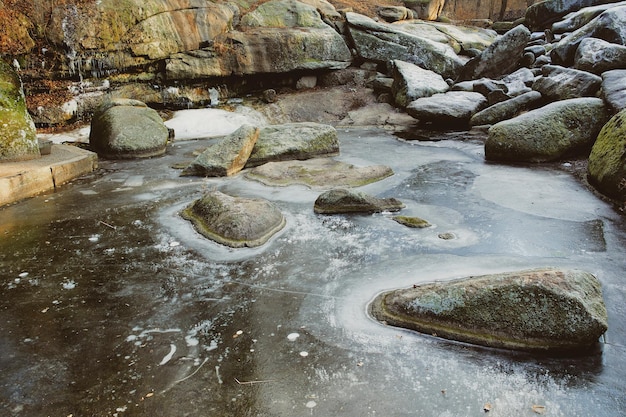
[532,404,546,414]
[483,402,492,412]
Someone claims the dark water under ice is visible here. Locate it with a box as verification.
[1,128,625,417]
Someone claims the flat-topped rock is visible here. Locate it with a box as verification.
[245,158,393,189]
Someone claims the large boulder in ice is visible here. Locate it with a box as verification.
[245,122,339,168]
[588,109,626,202]
[181,191,285,248]
[314,188,404,214]
[89,99,169,159]
[370,268,608,353]
[0,58,39,162]
[485,98,608,162]
[181,124,259,177]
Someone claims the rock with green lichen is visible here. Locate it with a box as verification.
[369,268,608,353]
[588,109,626,202]
[89,98,169,159]
[485,98,608,162]
[181,190,285,248]
[240,0,329,28]
[392,215,431,228]
[0,58,39,162]
[245,122,339,168]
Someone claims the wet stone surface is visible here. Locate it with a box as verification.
[1,128,626,416]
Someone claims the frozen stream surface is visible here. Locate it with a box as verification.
[1,125,626,417]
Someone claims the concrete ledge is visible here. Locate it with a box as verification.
[0,144,98,207]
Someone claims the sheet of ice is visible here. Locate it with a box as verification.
[165,108,266,140]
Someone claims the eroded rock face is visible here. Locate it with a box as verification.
[588,109,626,202]
[345,12,466,80]
[181,190,286,248]
[314,188,404,214]
[370,268,608,353]
[485,98,608,162]
[0,58,39,162]
[89,99,169,159]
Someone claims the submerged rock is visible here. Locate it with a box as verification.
[89,99,169,159]
[485,98,608,162]
[245,158,393,188]
[588,109,626,202]
[181,191,285,248]
[181,124,259,177]
[314,188,404,214]
[370,268,608,353]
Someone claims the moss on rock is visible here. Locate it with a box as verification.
[588,109,626,202]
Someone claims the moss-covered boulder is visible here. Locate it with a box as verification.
[370,268,608,353]
[0,59,39,162]
[181,191,285,248]
[89,99,169,159]
[485,98,608,162]
[588,109,626,202]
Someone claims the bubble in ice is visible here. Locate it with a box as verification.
[18,272,29,278]
[62,280,77,290]
[88,234,100,242]
[305,400,317,408]
[299,351,309,357]
[287,333,300,341]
